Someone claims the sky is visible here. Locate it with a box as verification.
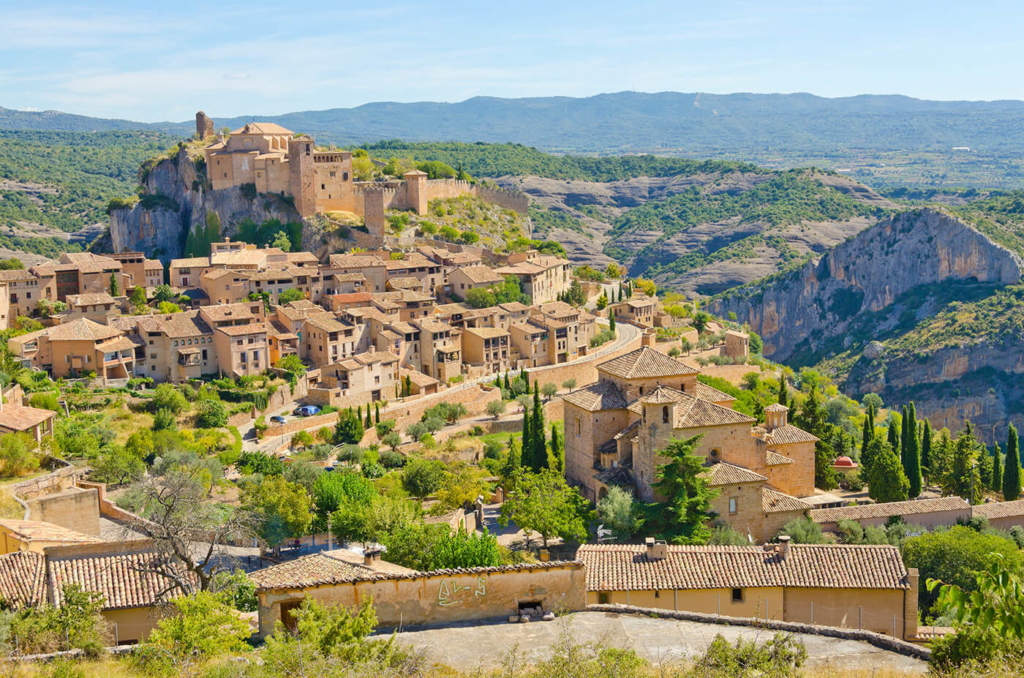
[2,0,1023,122]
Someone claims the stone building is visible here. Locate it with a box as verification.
[578,538,919,641]
[562,346,819,541]
[494,250,571,305]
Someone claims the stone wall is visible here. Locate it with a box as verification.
[25,488,100,537]
[586,605,930,658]
[257,561,586,635]
[523,328,643,390]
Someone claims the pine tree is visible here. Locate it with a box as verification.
[905,403,921,497]
[991,443,1003,493]
[1003,424,1021,501]
[921,419,933,479]
[609,310,616,333]
[648,434,717,544]
[548,424,563,472]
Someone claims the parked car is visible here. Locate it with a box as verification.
[270,415,287,425]
[294,405,321,417]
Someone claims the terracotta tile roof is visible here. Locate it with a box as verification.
[0,405,56,431]
[598,347,700,380]
[304,315,350,333]
[200,303,257,322]
[143,311,213,338]
[170,257,211,269]
[765,451,794,466]
[250,551,577,592]
[329,253,384,269]
[765,403,789,413]
[231,122,294,135]
[762,488,813,514]
[613,420,640,440]
[400,368,441,387]
[0,520,103,545]
[695,382,735,403]
[809,497,971,524]
[705,463,767,486]
[633,387,754,428]
[97,336,138,352]
[216,322,266,336]
[386,277,423,290]
[352,350,398,366]
[286,252,319,263]
[66,292,117,307]
[455,265,505,285]
[463,326,508,339]
[578,543,910,592]
[973,499,1024,520]
[144,259,163,271]
[562,381,628,412]
[0,269,36,282]
[498,302,530,313]
[49,550,196,610]
[754,424,819,445]
[333,272,366,282]
[0,551,45,608]
[46,318,122,342]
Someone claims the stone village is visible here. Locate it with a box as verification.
[0,116,1020,656]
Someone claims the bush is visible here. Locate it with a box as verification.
[308,443,332,461]
[0,433,38,478]
[379,449,405,469]
[28,392,60,411]
[291,430,314,449]
[589,328,616,348]
[375,419,397,438]
[151,383,188,414]
[195,399,228,428]
[237,451,284,476]
[152,408,177,431]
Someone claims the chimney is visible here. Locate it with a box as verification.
[363,548,381,566]
[777,535,791,559]
[645,537,667,561]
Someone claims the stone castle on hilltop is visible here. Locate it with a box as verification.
[195,112,528,235]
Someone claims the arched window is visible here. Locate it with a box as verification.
[662,406,669,423]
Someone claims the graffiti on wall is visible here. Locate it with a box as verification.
[437,576,487,607]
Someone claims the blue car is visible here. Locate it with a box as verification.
[294,405,321,417]
[270,415,287,425]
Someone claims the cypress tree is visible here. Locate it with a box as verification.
[609,310,616,333]
[905,403,922,497]
[549,424,563,472]
[531,382,546,470]
[778,377,789,409]
[991,443,1003,493]
[861,404,875,461]
[521,400,534,470]
[887,422,899,452]
[503,372,511,391]
[900,405,909,470]
[364,408,372,429]
[921,419,933,479]
[357,405,362,424]
[374,403,380,425]
[1003,424,1021,501]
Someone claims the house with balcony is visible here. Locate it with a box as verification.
[461,326,510,378]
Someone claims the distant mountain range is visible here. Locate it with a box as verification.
[4,92,1024,154]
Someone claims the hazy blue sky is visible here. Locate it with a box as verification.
[3,0,1022,121]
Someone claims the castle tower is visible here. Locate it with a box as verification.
[195,112,214,139]
[404,170,428,215]
[288,136,316,218]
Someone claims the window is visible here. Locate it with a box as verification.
[654,590,660,599]
[576,417,581,435]
[639,387,644,395]
[729,498,738,515]
[598,592,609,605]
[732,588,743,603]
[662,406,669,423]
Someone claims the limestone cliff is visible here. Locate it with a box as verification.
[711,208,1023,359]
[711,208,1024,444]
[107,146,300,261]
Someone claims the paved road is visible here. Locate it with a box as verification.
[387,611,926,674]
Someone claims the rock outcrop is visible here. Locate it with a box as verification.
[711,209,1024,360]
[711,207,1024,444]
[108,146,299,261]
